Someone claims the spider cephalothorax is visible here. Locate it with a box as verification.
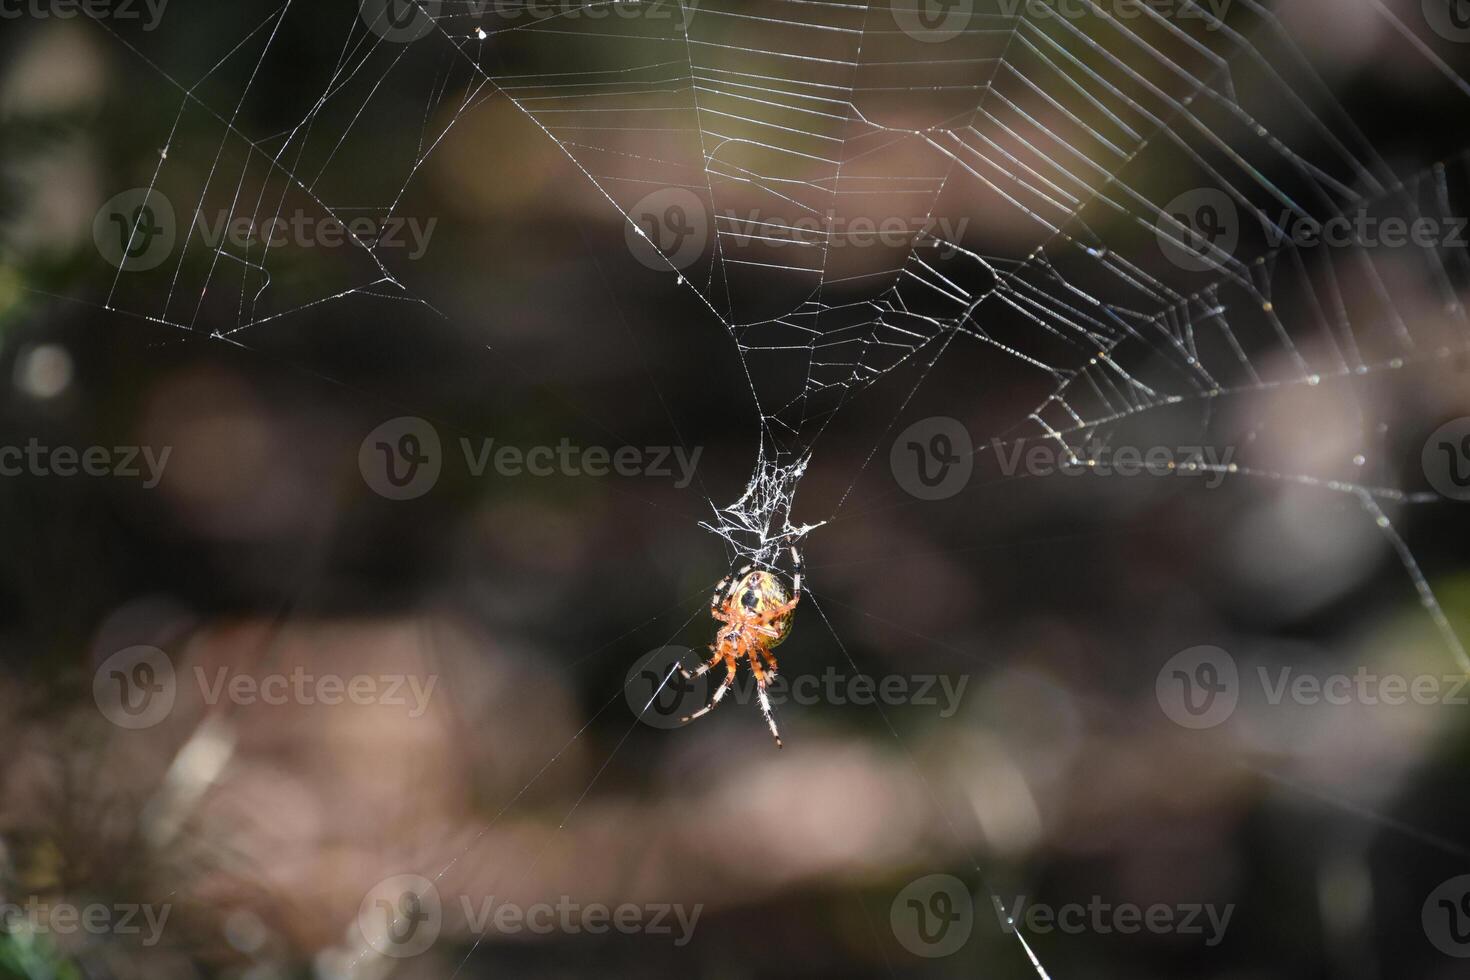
[681,541,803,746]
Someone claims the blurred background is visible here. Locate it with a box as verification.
[3,0,1470,977]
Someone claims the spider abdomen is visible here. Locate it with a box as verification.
[732,569,795,646]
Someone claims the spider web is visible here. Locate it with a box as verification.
[77,0,1470,973]
[459,0,1469,648]
[94,0,1470,600]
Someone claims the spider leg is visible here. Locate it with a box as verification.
[709,563,754,623]
[680,644,723,680]
[768,535,805,595]
[786,541,803,597]
[749,595,798,626]
[748,649,783,748]
[681,654,739,725]
[709,573,734,617]
[760,647,779,677]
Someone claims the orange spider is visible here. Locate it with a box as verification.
[681,541,803,747]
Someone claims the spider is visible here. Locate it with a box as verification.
[680,540,803,747]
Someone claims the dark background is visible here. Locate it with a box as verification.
[2,1,1470,977]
